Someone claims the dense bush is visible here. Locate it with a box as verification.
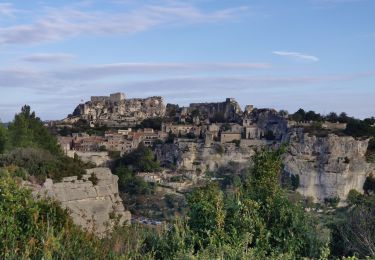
[0,147,90,183]
[330,193,375,258]
[0,174,105,259]
[344,119,375,137]
[119,144,160,173]
[364,174,375,195]
[291,108,323,122]
[115,166,154,195]
[6,105,61,155]
[0,172,157,259]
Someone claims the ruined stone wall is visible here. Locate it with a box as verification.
[189,98,243,122]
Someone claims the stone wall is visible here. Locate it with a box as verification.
[189,98,243,122]
[29,168,131,235]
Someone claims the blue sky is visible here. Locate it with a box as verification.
[0,0,374,121]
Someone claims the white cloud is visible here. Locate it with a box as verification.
[0,3,249,46]
[53,62,271,79]
[272,51,319,62]
[0,3,16,17]
[21,53,76,63]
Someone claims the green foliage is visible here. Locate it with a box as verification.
[187,183,227,247]
[326,112,339,123]
[246,147,285,199]
[324,197,340,207]
[214,143,224,155]
[145,148,324,259]
[0,175,110,259]
[330,194,375,258]
[344,119,375,138]
[99,145,107,151]
[366,138,375,162]
[283,173,300,191]
[0,147,87,183]
[0,124,8,154]
[108,150,121,160]
[291,174,300,191]
[115,166,154,195]
[291,108,323,122]
[120,144,160,172]
[364,174,375,195]
[347,189,363,205]
[165,131,176,144]
[7,105,61,155]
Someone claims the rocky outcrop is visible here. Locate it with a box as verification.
[69,93,165,127]
[155,139,253,174]
[29,168,131,235]
[189,98,243,123]
[67,151,111,167]
[249,109,289,141]
[284,129,375,204]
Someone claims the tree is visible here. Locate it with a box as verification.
[7,105,61,155]
[326,112,339,123]
[305,110,322,122]
[0,124,7,153]
[187,183,227,247]
[333,195,375,257]
[120,144,160,172]
[338,112,350,123]
[291,108,306,122]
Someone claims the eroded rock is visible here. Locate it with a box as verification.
[29,167,131,235]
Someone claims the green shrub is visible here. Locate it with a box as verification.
[0,147,87,183]
[346,189,363,205]
[324,197,340,207]
[364,174,375,195]
[0,175,110,259]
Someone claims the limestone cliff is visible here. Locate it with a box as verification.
[70,94,165,127]
[283,129,375,204]
[28,168,131,235]
[189,98,243,122]
[155,140,253,174]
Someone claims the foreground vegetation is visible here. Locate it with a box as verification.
[0,106,93,183]
[1,106,375,258]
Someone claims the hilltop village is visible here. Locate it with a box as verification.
[54,92,374,206]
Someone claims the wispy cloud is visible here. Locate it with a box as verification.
[0,3,249,46]
[0,3,16,17]
[53,62,271,79]
[310,0,364,8]
[21,53,76,63]
[272,51,319,62]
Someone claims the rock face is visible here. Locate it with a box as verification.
[67,151,111,167]
[70,93,165,127]
[189,98,243,122]
[283,129,375,204]
[155,140,253,174]
[249,109,289,141]
[32,168,131,235]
